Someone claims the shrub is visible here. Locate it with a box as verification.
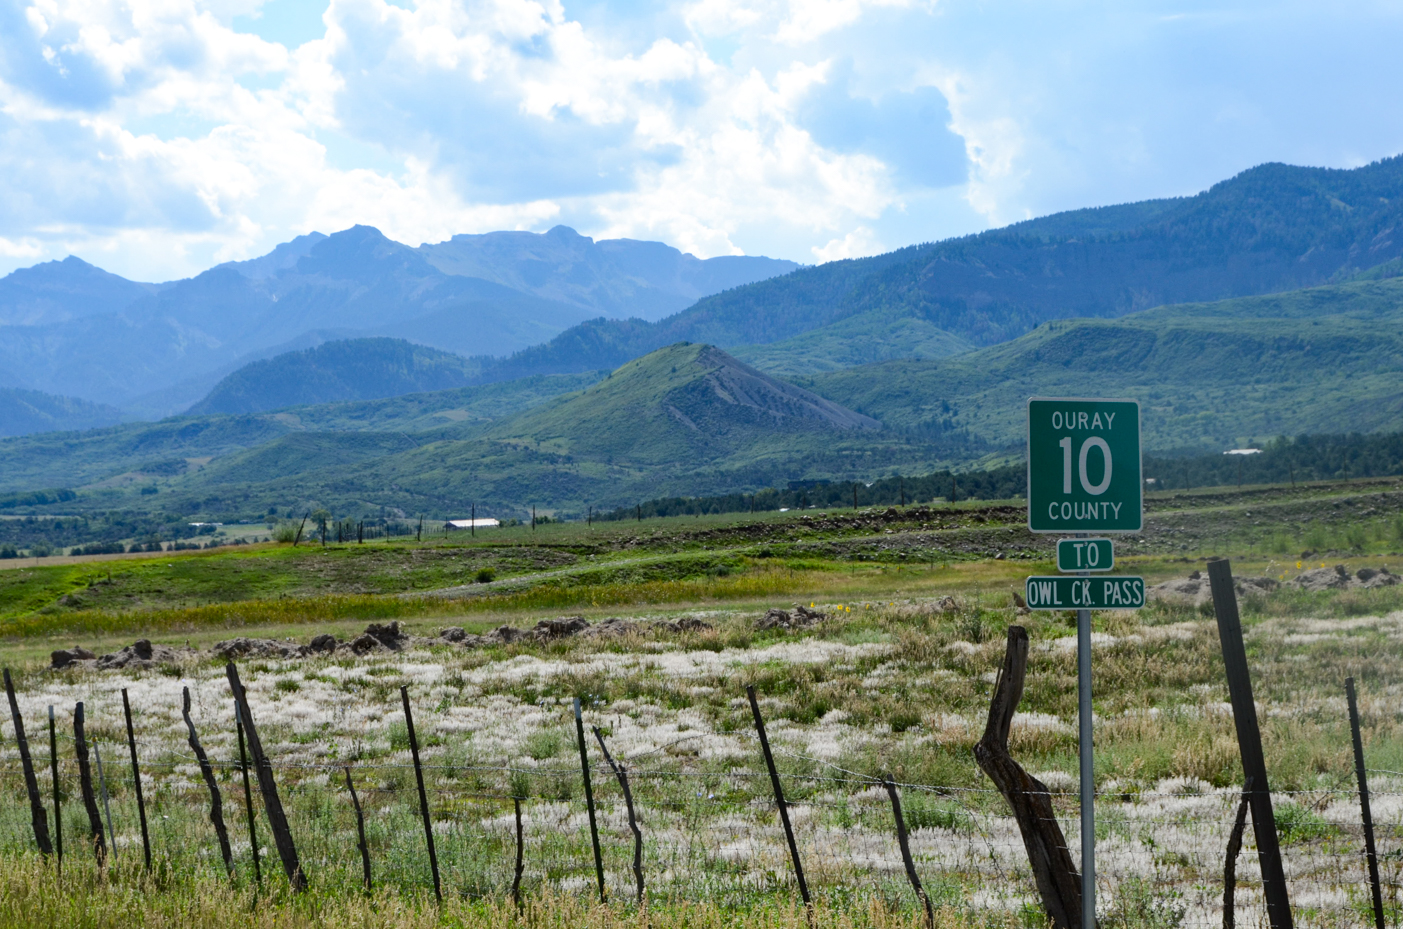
[0,544,16,559]
[475,568,496,584]
[272,521,300,543]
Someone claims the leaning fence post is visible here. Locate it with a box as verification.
[400,685,441,901]
[235,701,261,883]
[182,687,234,875]
[1346,678,1386,929]
[121,688,151,870]
[882,776,934,929]
[226,662,305,891]
[746,685,811,908]
[49,706,62,872]
[1223,776,1254,929]
[594,725,644,905]
[512,796,525,908]
[573,698,606,903]
[1207,558,1293,929]
[93,741,116,859]
[73,702,107,863]
[344,767,371,893]
[3,669,51,855]
[972,627,1080,929]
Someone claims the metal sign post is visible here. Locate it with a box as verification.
[1027,398,1143,929]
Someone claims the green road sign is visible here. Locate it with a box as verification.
[1025,576,1145,610]
[1028,398,1142,533]
[1057,538,1114,572]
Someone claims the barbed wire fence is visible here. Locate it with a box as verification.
[2,674,1402,928]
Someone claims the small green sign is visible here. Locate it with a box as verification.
[1057,538,1114,572]
[1024,576,1145,610]
[1028,398,1142,533]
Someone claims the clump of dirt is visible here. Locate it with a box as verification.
[756,604,826,631]
[1148,574,1279,606]
[1293,564,1399,591]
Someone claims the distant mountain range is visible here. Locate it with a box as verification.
[6,156,1403,531]
[0,225,798,420]
[467,157,1403,381]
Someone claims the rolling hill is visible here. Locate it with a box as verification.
[188,339,487,415]
[803,276,1403,452]
[0,388,127,438]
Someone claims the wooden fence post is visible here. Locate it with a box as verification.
[594,725,644,905]
[49,706,61,872]
[573,698,606,903]
[73,702,107,863]
[182,687,233,875]
[1346,678,1386,929]
[1207,558,1293,929]
[121,688,151,870]
[882,776,933,929]
[973,626,1080,929]
[746,685,811,908]
[93,741,116,859]
[344,767,371,892]
[400,686,441,901]
[3,669,51,855]
[1223,776,1254,929]
[226,662,305,891]
[512,796,526,907]
[235,701,261,883]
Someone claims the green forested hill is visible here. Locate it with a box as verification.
[188,338,487,415]
[803,277,1403,451]
[472,156,1403,380]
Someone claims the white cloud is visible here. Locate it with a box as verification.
[811,225,881,262]
[2,0,1401,281]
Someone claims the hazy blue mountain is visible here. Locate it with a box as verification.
[188,338,486,415]
[0,225,797,416]
[471,157,1403,380]
[418,225,800,321]
[0,388,126,437]
[0,256,159,328]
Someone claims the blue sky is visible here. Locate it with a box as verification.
[1,0,1401,280]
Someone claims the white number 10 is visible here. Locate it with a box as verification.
[1059,436,1112,496]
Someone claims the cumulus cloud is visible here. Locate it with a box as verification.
[1,0,1400,281]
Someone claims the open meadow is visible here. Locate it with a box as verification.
[4,477,1403,928]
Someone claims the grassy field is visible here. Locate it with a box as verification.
[2,477,1403,927]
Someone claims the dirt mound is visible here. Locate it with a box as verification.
[50,647,95,669]
[1148,574,1278,606]
[96,639,197,670]
[1293,565,1399,592]
[756,604,826,631]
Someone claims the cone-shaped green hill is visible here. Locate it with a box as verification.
[482,342,879,464]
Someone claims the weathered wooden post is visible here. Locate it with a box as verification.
[974,627,1080,929]
[93,741,116,859]
[226,662,304,890]
[512,796,525,907]
[1223,776,1254,929]
[182,687,234,875]
[594,725,644,905]
[1346,678,1385,929]
[573,698,606,903]
[121,688,151,870]
[73,703,107,863]
[882,776,934,929]
[747,685,810,909]
[235,701,261,883]
[400,686,441,901]
[1207,558,1292,928]
[3,669,50,855]
[344,767,371,892]
[49,705,61,872]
